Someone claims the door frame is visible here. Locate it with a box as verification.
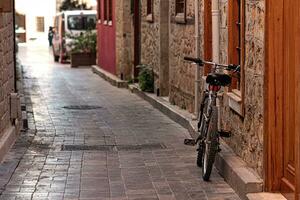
[264,0,300,199]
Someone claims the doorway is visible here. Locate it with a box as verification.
[265,1,300,199]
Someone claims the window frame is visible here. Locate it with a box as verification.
[175,0,186,24]
[146,0,154,22]
[227,0,245,116]
[36,16,45,32]
[0,0,12,12]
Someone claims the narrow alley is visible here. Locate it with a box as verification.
[0,44,240,200]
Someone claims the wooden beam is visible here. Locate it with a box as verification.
[264,0,284,192]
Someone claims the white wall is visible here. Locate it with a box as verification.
[16,0,56,43]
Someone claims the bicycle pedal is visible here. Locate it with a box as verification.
[219,131,231,138]
[184,139,197,146]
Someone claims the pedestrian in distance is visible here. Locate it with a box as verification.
[48,26,54,47]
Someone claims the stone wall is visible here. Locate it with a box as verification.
[0,12,16,133]
[115,0,133,80]
[169,0,204,113]
[167,0,265,176]
[219,0,265,176]
[140,0,169,96]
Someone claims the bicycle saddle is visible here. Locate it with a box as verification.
[206,73,231,86]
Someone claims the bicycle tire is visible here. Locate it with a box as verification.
[202,107,218,181]
[196,94,209,168]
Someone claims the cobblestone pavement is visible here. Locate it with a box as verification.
[0,44,240,200]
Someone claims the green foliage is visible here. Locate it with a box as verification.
[59,0,91,11]
[67,30,97,54]
[138,64,154,92]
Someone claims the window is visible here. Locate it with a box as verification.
[228,0,244,91]
[146,0,153,22]
[67,15,96,30]
[104,0,108,22]
[108,0,112,22]
[227,0,245,115]
[147,0,153,15]
[36,17,45,32]
[175,0,186,23]
[103,0,112,25]
[0,0,12,12]
[98,0,101,21]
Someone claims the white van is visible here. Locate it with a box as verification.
[52,10,97,63]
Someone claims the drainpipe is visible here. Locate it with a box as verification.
[13,0,17,92]
[194,0,200,117]
[212,0,219,63]
[212,0,221,130]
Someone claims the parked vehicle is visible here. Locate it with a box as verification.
[52,10,97,63]
[184,57,240,181]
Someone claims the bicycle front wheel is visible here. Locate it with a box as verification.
[202,107,218,181]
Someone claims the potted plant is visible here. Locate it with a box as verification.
[68,30,97,67]
[137,64,154,92]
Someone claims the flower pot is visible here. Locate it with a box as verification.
[70,52,96,68]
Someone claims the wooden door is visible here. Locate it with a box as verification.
[98,0,116,75]
[265,0,300,199]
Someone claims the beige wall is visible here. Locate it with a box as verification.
[220,0,265,176]
[140,0,169,96]
[0,11,21,162]
[115,0,132,80]
[0,13,16,133]
[169,0,204,112]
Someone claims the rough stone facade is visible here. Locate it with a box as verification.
[0,11,22,161]
[218,0,265,176]
[169,0,204,113]
[140,0,169,96]
[115,0,133,80]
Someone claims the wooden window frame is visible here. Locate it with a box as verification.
[146,0,154,22]
[0,0,13,12]
[227,0,245,116]
[175,0,186,24]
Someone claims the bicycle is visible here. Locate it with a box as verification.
[183,57,240,181]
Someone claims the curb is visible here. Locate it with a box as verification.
[92,67,264,200]
[92,65,128,88]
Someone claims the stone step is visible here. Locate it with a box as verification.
[247,192,287,200]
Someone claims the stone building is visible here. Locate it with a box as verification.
[0,1,22,162]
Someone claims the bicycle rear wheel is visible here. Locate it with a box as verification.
[202,107,218,181]
[196,94,209,167]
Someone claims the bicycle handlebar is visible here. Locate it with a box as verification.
[184,56,240,72]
